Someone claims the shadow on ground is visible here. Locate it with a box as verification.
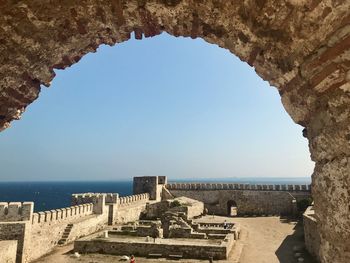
[276,219,317,263]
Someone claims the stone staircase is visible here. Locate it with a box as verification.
[58,224,73,245]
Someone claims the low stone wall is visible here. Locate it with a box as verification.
[169,189,297,216]
[303,206,320,262]
[0,240,17,263]
[75,237,232,260]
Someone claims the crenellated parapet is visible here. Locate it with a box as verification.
[0,202,33,222]
[166,183,311,192]
[71,193,108,215]
[31,203,94,225]
[118,193,150,207]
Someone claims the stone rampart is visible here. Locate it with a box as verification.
[28,212,108,262]
[133,176,166,201]
[118,193,149,207]
[0,191,151,262]
[31,203,93,224]
[166,183,311,192]
[72,193,119,205]
[0,202,33,222]
[168,189,298,216]
[115,193,149,223]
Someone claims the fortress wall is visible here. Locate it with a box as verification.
[28,211,108,262]
[118,193,149,207]
[166,183,311,192]
[0,202,33,222]
[31,203,93,224]
[115,193,149,223]
[133,176,166,201]
[168,189,296,216]
[0,240,17,263]
[0,221,33,263]
[72,193,119,205]
[304,206,321,262]
[0,192,152,262]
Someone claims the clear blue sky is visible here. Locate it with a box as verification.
[0,33,314,181]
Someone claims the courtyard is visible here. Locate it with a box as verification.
[34,216,316,263]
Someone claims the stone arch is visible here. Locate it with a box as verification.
[227,200,238,217]
[0,1,349,262]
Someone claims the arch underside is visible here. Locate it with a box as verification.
[0,1,349,262]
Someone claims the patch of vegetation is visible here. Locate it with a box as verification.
[170,200,182,208]
[297,198,313,213]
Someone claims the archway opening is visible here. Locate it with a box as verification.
[0,33,313,182]
[0,2,349,262]
[227,200,238,217]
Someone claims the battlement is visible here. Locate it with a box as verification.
[118,193,150,207]
[166,183,311,192]
[71,193,113,205]
[31,203,93,225]
[133,176,166,201]
[71,193,108,214]
[0,202,33,222]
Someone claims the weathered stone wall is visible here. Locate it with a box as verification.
[0,222,28,263]
[133,176,165,201]
[75,236,233,260]
[167,182,311,192]
[304,206,321,263]
[0,240,17,263]
[169,196,204,219]
[71,193,106,214]
[0,202,33,222]
[29,213,108,262]
[28,193,149,261]
[116,194,149,223]
[26,200,106,261]
[169,189,296,216]
[31,203,94,224]
[0,192,151,262]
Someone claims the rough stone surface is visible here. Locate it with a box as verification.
[74,232,235,260]
[303,205,321,262]
[0,240,17,263]
[169,189,298,216]
[0,2,349,262]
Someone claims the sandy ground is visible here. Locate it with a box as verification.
[33,216,316,263]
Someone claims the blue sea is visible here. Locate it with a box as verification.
[0,181,133,212]
[0,177,311,212]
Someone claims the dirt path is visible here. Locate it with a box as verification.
[34,216,315,263]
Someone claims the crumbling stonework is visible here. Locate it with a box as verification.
[304,205,321,262]
[0,1,349,262]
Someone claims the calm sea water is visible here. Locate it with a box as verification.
[0,177,310,212]
[0,181,133,212]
